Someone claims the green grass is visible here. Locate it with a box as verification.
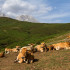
[0,17,70,51]
[0,17,70,70]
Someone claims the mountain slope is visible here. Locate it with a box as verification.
[0,17,70,50]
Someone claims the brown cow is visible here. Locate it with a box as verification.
[14,47,34,64]
[21,43,35,53]
[5,46,20,54]
[25,50,34,63]
[11,48,18,53]
[14,47,27,63]
[5,48,12,54]
[48,42,70,51]
[35,42,47,52]
[48,45,54,51]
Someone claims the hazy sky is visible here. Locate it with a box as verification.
[0,0,70,23]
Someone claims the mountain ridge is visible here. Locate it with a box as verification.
[0,13,39,23]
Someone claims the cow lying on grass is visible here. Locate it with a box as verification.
[0,52,5,57]
[14,47,34,64]
[5,46,20,54]
[5,48,12,54]
[48,42,70,51]
[21,43,35,53]
[12,46,21,53]
[48,45,54,51]
[14,48,27,63]
[35,42,47,52]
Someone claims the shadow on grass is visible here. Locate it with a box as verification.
[34,59,39,63]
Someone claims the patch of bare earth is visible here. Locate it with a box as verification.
[0,50,70,70]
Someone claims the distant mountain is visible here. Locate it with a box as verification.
[16,15,39,23]
[0,13,39,23]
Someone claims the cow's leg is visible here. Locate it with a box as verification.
[68,47,70,49]
[6,51,10,54]
[5,51,7,54]
[66,47,69,50]
[30,60,33,63]
[26,59,29,64]
[49,47,51,51]
[18,58,23,63]
[14,56,19,63]
[45,47,47,52]
[56,46,60,50]
[5,51,9,54]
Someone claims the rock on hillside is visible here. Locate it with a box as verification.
[0,13,5,17]
[16,15,39,23]
[0,13,9,17]
[0,13,39,23]
[0,13,7,17]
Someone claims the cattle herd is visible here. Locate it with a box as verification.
[0,41,70,64]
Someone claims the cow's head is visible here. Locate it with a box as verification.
[41,42,46,46]
[16,46,21,51]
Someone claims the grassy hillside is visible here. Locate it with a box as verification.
[0,33,70,70]
[0,17,70,51]
[0,17,70,70]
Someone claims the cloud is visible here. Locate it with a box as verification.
[0,0,70,23]
[41,13,70,20]
[1,0,53,18]
[0,0,5,12]
[33,4,53,16]
[46,20,63,23]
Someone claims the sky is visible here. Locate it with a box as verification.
[0,0,70,23]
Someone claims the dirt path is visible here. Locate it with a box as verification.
[0,52,43,70]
